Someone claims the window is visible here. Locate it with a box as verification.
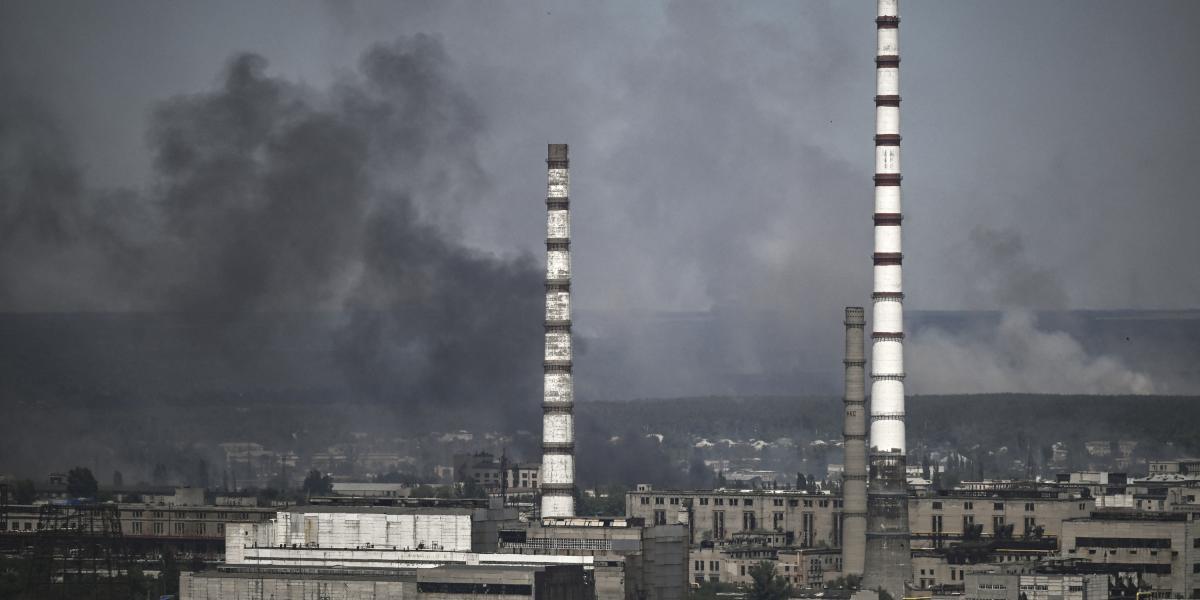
[653,510,666,525]
[153,522,164,534]
[713,511,726,538]
[743,499,753,507]
[174,522,186,534]
[729,499,738,506]
[217,523,224,535]
[993,502,1004,511]
[963,502,973,510]
[700,498,709,506]
[1024,517,1036,534]
[773,512,785,530]
[131,522,143,534]
[715,498,724,506]
[743,512,757,530]
[932,501,943,510]
[152,511,164,518]
[655,497,664,505]
[695,560,704,571]
[710,561,719,571]
[774,499,784,507]
[993,516,1005,534]
[819,500,829,508]
[670,497,680,505]
[932,515,943,534]
[640,497,650,505]
[803,500,813,508]
[788,499,798,507]
[1024,502,1035,511]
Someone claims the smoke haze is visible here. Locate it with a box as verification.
[0,0,1197,477]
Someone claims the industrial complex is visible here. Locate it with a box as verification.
[4,2,1200,600]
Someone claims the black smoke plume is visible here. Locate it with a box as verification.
[0,36,541,474]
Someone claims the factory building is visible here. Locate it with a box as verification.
[625,488,845,548]
[908,489,1093,550]
[179,501,685,600]
[966,571,1108,600]
[1060,511,1200,598]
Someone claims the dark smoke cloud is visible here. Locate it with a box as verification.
[0,36,541,434]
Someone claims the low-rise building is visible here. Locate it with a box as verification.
[1060,510,1199,598]
[910,489,1092,549]
[626,489,843,547]
[966,571,1107,600]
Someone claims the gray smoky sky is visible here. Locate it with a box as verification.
[1,0,1198,406]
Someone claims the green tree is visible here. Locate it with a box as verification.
[66,467,99,498]
[412,484,437,497]
[691,580,739,599]
[301,469,333,497]
[748,561,791,600]
[459,477,487,499]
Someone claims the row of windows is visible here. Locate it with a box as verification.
[693,560,721,571]
[124,510,253,520]
[1075,536,1172,549]
[127,521,224,536]
[641,495,841,509]
[930,501,1039,511]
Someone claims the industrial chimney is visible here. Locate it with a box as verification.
[842,307,868,577]
[863,0,912,596]
[541,143,576,518]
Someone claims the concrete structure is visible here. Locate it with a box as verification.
[454,452,541,494]
[501,517,689,600]
[181,563,594,600]
[966,571,1107,600]
[908,489,1093,550]
[843,306,868,576]
[332,482,414,498]
[626,489,844,548]
[542,143,576,518]
[864,0,912,596]
[1060,511,1199,598]
[190,501,683,600]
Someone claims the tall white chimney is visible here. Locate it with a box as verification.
[540,143,575,518]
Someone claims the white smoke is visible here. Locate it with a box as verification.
[907,310,1156,395]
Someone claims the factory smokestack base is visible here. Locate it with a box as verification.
[540,143,576,518]
[842,307,868,577]
[863,0,911,596]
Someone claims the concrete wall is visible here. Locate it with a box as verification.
[908,495,1092,548]
[180,572,415,600]
[627,490,843,548]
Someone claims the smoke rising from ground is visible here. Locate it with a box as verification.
[0,37,541,431]
[0,0,1196,461]
[908,311,1156,395]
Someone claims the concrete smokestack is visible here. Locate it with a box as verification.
[842,307,868,577]
[541,143,575,518]
[863,0,912,596]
